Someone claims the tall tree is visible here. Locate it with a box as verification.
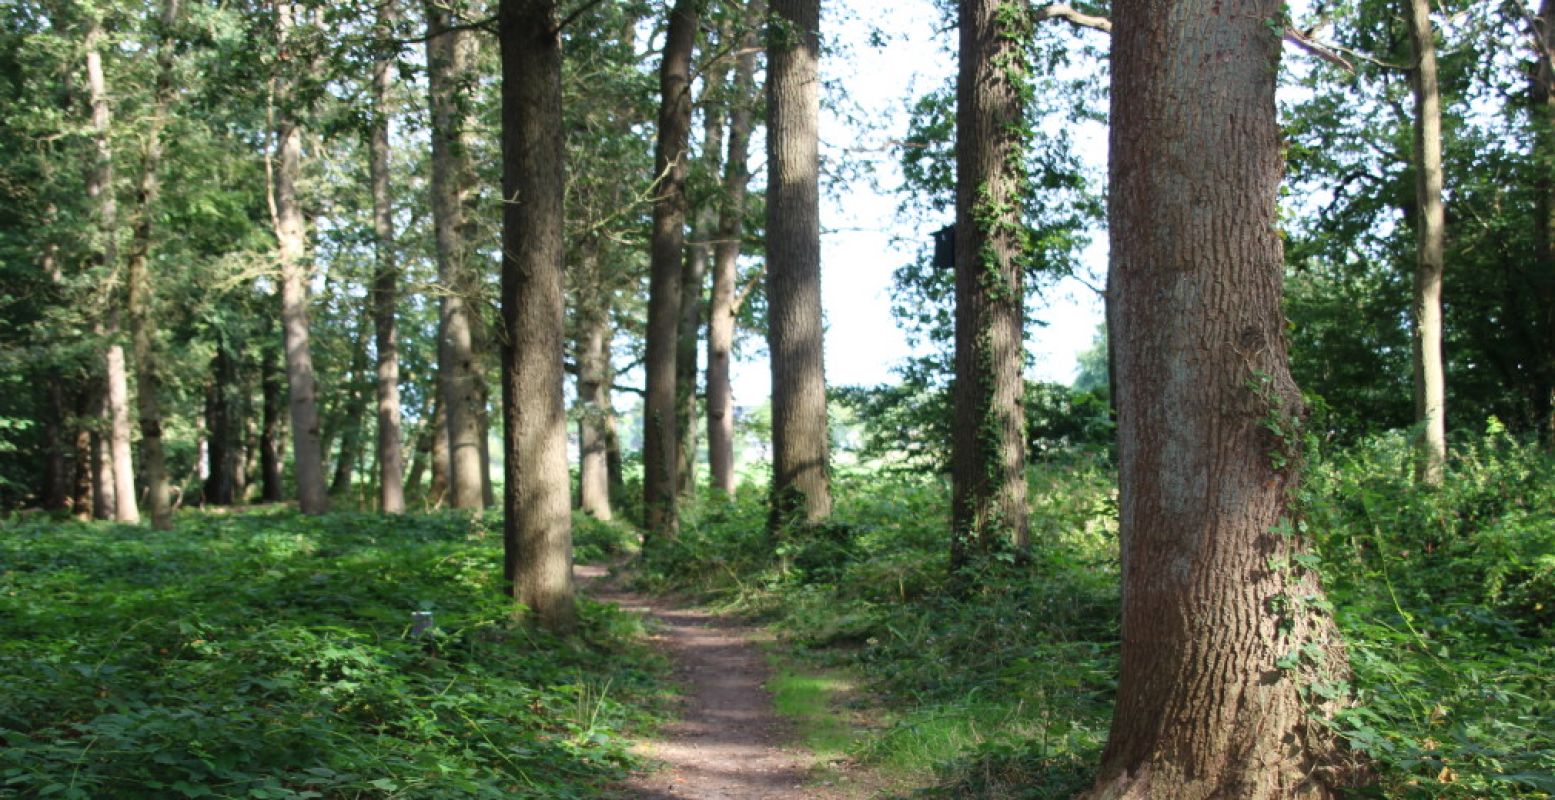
[1406,0,1446,484]
[642,0,698,540]
[125,0,181,530]
[499,0,575,632]
[573,243,614,520]
[706,2,760,496]
[765,0,831,534]
[372,0,405,513]
[1535,0,1555,449]
[426,0,487,511]
[84,11,139,523]
[950,0,1029,567]
[272,1,329,515]
[1084,0,1348,795]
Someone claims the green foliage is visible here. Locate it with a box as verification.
[0,510,667,799]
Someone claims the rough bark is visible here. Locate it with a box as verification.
[643,0,699,540]
[259,340,285,503]
[372,0,405,513]
[1084,1,1348,797]
[707,7,760,496]
[950,0,1029,568]
[765,0,831,535]
[427,1,487,511]
[124,0,180,529]
[499,0,576,632]
[273,2,329,515]
[1406,0,1446,485]
[85,15,139,524]
[574,245,614,520]
[429,397,451,508]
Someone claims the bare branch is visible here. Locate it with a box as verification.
[1032,3,1112,33]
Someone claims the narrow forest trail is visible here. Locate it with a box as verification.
[578,564,870,800]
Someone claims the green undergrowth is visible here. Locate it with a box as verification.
[644,432,1555,799]
[0,509,669,799]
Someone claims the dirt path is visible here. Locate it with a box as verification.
[578,564,849,800]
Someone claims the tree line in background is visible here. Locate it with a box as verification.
[2,0,1554,795]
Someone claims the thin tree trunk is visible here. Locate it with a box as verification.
[204,343,243,505]
[93,395,115,519]
[1083,1,1349,795]
[74,389,96,520]
[260,338,286,503]
[499,0,576,632]
[330,314,371,496]
[1406,0,1446,485]
[643,0,699,541]
[950,0,1029,568]
[677,34,730,500]
[707,5,760,497]
[85,15,139,524]
[43,384,71,511]
[426,1,486,512]
[272,2,328,514]
[765,0,831,535]
[372,0,405,513]
[575,274,613,519]
[429,395,451,508]
[124,0,180,529]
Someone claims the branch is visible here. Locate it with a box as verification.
[731,263,767,314]
[391,14,497,44]
[553,0,607,36]
[1032,3,1112,33]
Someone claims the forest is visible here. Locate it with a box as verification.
[0,0,1552,798]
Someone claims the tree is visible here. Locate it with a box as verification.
[1085,0,1349,795]
[1405,0,1446,484]
[426,0,487,511]
[499,0,575,632]
[372,0,405,513]
[1530,0,1555,448]
[765,0,831,534]
[84,10,139,523]
[642,0,698,540]
[950,0,1031,567]
[272,1,329,515]
[705,1,761,497]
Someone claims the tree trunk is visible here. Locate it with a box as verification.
[707,5,760,497]
[574,242,614,520]
[643,0,699,541]
[93,395,115,519]
[260,339,286,503]
[1536,0,1555,450]
[372,0,405,513]
[1084,1,1349,796]
[426,0,487,512]
[499,0,576,632]
[950,0,1029,568]
[765,0,831,535]
[85,15,139,524]
[125,0,180,529]
[204,343,243,505]
[43,384,71,512]
[73,389,96,520]
[330,315,371,497]
[677,31,730,500]
[273,2,329,515]
[429,397,451,508]
[1406,0,1446,485]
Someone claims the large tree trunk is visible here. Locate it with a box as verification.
[949,0,1029,568]
[575,246,614,520]
[642,0,699,541]
[125,0,180,530]
[259,339,286,503]
[765,0,831,535]
[677,31,730,500]
[499,0,576,632]
[372,0,405,514]
[427,1,487,512]
[706,6,760,497]
[1535,0,1555,450]
[204,343,244,505]
[273,2,329,515]
[85,15,139,524]
[1406,0,1446,485]
[1084,1,1348,797]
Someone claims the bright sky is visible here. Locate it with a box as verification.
[723,0,1107,405]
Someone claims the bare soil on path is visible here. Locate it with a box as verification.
[578,563,867,800]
